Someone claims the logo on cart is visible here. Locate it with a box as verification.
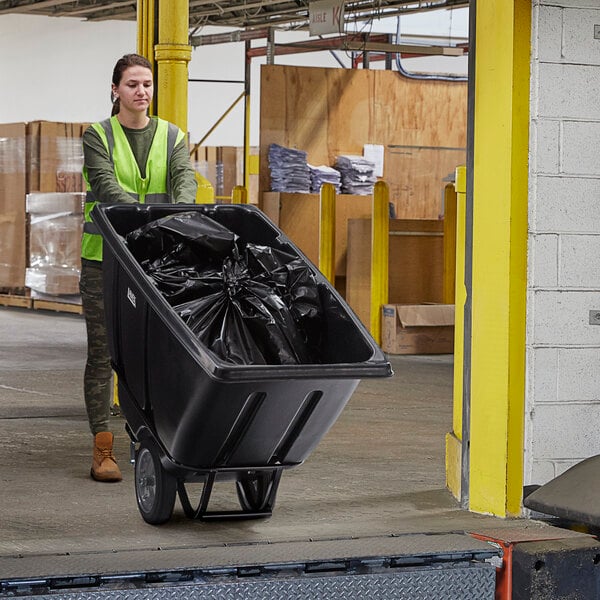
[127,287,137,308]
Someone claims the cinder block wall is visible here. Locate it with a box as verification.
[526,0,600,486]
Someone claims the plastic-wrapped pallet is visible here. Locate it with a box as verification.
[25,192,85,302]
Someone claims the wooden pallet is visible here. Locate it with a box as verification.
[0,292,32,309]
[32,299,83,315]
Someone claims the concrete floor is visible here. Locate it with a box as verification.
[0,305,589,581]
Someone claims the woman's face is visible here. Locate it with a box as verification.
[112,65,153,115]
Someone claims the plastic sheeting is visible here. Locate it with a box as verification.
[126,211,323,366]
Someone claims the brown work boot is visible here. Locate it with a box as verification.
[91,432,122,482]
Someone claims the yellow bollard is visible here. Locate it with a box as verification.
[318,183,336,284]
[195,172,215,204]
[110,372,120,417]
[232,185,248,205]
[446,165,466,500]
[443,182,458,304]
[112,373,119,406]
[370,181,389,346]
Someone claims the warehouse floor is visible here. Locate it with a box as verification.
[0,305,593,587]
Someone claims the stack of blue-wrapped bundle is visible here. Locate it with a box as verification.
[335,155,377,195]
[308,164,342,193]
[268,144,311,193]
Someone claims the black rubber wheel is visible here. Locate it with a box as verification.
[134,440,177,525]
[236,471,272,512]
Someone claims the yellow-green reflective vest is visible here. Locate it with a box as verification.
[81,116,185,261]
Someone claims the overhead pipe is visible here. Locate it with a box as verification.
[394,16,468,81]
[190,27,271,47]
[183,0,468,30]
[245,35,464,59]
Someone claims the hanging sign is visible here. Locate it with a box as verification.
[309,0,344,36]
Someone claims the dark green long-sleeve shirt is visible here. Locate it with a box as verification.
[82,117,197,204]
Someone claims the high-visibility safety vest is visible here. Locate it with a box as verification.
[81,115,185,262]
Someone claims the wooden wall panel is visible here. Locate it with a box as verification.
[259,65,467,219]
[346,218,446,328]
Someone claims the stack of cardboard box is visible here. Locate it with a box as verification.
[0,121,88,301]
[25,192,85,302]
[0,123,27,290]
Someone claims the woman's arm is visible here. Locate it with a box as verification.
[169,138,198,204]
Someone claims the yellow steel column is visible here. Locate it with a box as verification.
[468,0,530,516]
[152,0,213,203]
[370,181,389,345]
[445,166,467,500]
[154,0,192,133]
[318,183,336,284]
[136,0,155,76]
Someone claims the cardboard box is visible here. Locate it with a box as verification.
[0,122,27,288]
[27,121,88,193]
[25,266,81,296]
[26,192,84,296]
[382,304,455,355]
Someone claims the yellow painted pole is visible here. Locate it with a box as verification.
[154,0,192,134]
[231,185,248,204]
[445,166,467,500]
[150,0,213,203]
[370,181,389,345]
[136,0,155,77]
[468,0,530,517]
[136,0,145,56]
[318,183,336,283]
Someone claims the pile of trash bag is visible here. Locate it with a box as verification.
[125,211,324,366]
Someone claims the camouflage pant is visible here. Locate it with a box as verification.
[80,260,112,435]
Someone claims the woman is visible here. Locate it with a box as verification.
[81,53,197,482]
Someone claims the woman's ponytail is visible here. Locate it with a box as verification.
[111,92,120,116]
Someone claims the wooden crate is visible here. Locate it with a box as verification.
[346,218,446,329]
[262,192,373,277]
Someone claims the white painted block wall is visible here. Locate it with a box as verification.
[527,0,600,486]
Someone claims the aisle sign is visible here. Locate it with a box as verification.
[309,0,344,35]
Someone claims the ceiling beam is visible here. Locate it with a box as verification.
[58,1,135,17]
[0,0,76,14]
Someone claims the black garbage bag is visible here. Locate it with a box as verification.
[246,244,323,356]
[126,211,237,265]
[148,264,224,305]
[175,256,312,365]
[126,211,324,365]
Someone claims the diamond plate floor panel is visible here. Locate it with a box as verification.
[0,533,498,598]
[5,563,496,600]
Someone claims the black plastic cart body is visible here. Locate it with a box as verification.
[92,203,392,525]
